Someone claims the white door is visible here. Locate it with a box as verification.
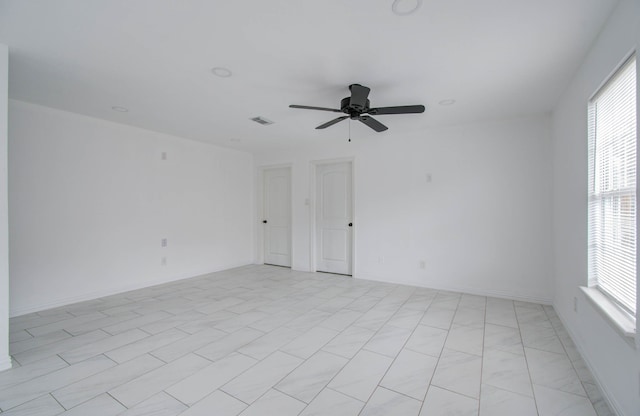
[316,161,353,275]
[263,167,291,267]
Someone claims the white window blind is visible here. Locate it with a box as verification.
[588,54,637,316]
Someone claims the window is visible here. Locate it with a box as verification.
[588,54,637,319]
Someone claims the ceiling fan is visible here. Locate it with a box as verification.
[289,84,425,132]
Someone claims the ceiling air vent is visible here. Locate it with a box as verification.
[250,116,274,126]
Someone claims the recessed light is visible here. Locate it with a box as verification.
[392,0,422,16]
[211,67,232,77]
[111,106,129,112]
[438,99,456,106]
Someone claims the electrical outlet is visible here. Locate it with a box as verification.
[161,238,167,248]
[161,152,167,160]
[419,260,426,269]
[426,173,432,183]
[573,297,578,312]
[161,256,167,266]
[378,256,384,265]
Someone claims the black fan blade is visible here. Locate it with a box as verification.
[290,105,342,113]
[358,115,388,132]
[349,84,370,109]
[368,105,425,115]
[316,116,349,129]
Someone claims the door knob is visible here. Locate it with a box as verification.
[262,220,267,224]
[348,223,352,227]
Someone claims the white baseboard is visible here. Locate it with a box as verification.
[0,355,12,372]
[555,307,625,416]
[355,273,553,305]
[10,261,253,317]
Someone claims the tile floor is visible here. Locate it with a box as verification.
[0,265,614,416]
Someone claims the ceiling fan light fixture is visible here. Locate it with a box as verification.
[392,0,422,16]
[211,67,232,77]
[290,84,424,133]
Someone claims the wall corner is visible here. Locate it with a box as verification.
[0,43,10,372]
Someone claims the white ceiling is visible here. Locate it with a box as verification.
[0,0,618,152]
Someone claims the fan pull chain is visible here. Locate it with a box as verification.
[348,119,351,142]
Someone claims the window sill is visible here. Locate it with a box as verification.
[580,286,636,345]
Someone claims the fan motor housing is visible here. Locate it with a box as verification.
[341,97,370,118]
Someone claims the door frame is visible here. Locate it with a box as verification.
[257,164,293,266]
[309,157,356,276]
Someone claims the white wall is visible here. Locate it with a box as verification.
[8,100,254,316]
[256,115,554,303]
[0,44,10,371]
[551,0,640,415]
